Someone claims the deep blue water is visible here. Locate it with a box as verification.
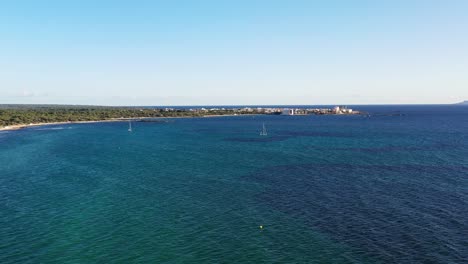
[0,105,467,263]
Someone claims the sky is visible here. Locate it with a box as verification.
[1,0,467,106]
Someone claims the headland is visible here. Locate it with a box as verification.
[0,105,364,131]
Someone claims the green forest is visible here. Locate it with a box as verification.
[0,105,255,127]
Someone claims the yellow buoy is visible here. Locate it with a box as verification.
[259,225,263,229]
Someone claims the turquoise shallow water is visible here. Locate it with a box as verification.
[0,105,467,263]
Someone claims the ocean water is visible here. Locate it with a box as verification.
[0,105,467,263]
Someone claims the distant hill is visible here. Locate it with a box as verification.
[456,101,468,105]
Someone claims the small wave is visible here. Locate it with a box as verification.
[35,126,73,131]
[224,136,289,142]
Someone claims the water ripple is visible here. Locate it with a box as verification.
[244,163,468,263]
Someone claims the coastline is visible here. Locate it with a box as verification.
[0,119,132,132]
[0,114,253,132]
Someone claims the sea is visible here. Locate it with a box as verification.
[0,105,467,263]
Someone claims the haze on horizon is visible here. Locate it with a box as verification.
[1,0,467,106]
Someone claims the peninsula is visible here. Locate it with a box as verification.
[0,105,364,131]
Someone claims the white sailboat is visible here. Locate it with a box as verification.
[260,122,267,136]
[128,121,132,132]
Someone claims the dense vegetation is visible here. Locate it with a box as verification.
[0,105,256,127]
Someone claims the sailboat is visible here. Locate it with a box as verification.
[259,122,267,136]
[128,121,132,132]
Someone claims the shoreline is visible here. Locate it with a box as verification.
[0,114,254,132]
[0,112,363,132]
[0,118,133,132]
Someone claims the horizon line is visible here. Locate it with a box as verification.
[0,102,465,107]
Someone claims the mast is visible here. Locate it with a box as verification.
[260,122,267,136]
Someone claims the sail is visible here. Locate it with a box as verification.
[260,123,267,136]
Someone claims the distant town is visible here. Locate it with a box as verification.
[185,106,363,115]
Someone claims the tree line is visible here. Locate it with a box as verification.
[0,106,254,127]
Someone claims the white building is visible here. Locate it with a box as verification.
[282,109,295,115]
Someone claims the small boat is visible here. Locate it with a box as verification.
[128,121,132,132]
[259,122,267,136]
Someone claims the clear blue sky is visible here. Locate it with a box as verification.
[1,0,467,105]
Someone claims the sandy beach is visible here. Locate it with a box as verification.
[0,114,252,132]
[0,118,135,132]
